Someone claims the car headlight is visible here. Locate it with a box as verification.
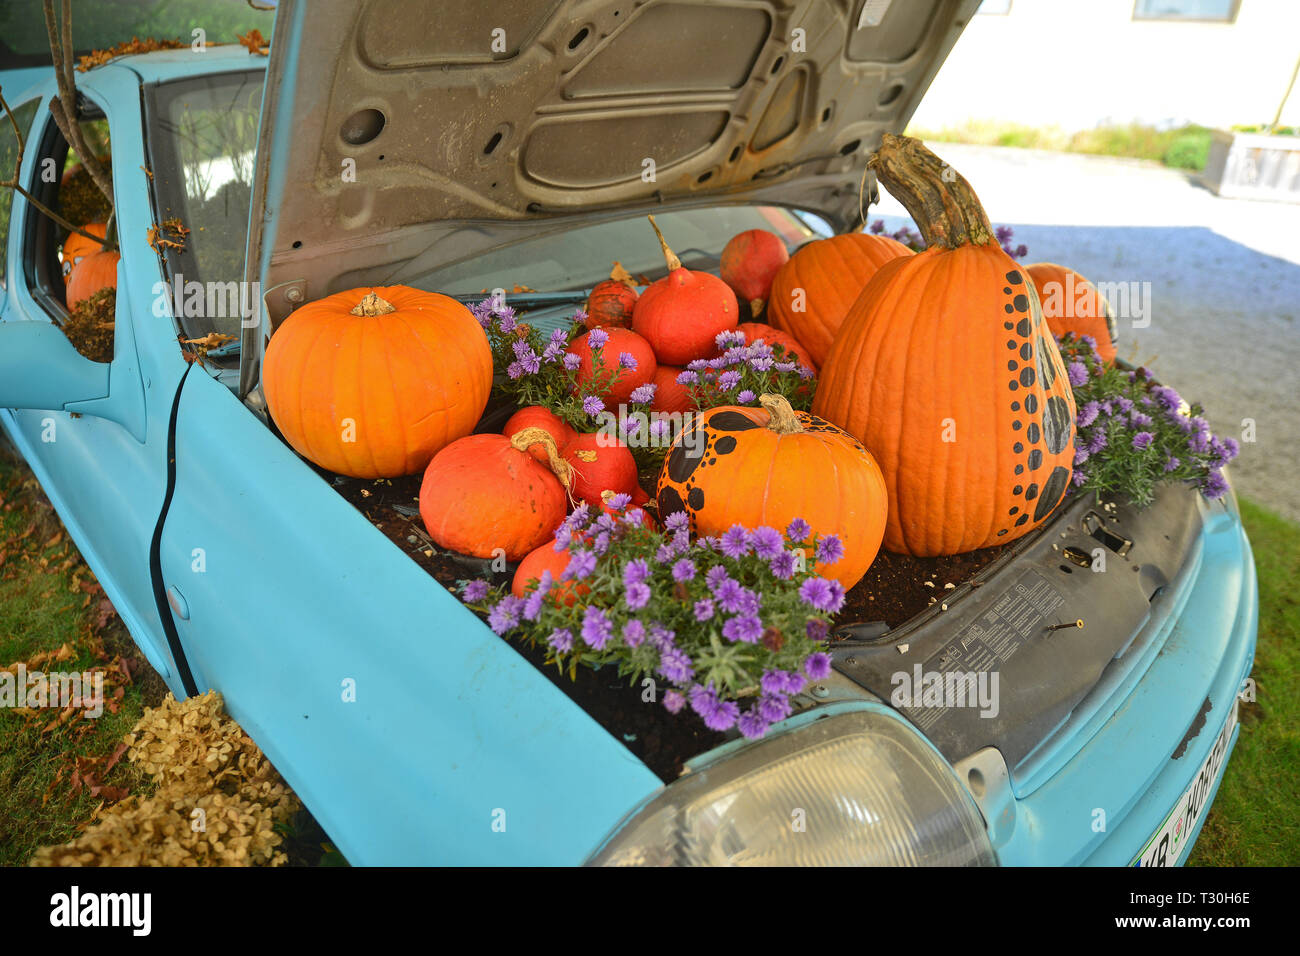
[586,707,996,866]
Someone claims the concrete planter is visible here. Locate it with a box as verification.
[1201,129,1300,203]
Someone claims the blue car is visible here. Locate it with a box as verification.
[0,0,1255,865]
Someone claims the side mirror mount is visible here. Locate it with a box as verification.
[0,319,110,412]
[0,319,146,442]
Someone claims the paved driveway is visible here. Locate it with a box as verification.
[872,143,1300,522]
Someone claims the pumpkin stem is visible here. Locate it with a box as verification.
[350,291,397,316]
[759,393,803,434]
[509,427,574,491]
[646,215,682,272]
[867,134,995,250]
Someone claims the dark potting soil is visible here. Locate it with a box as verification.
[334,471,1009,780]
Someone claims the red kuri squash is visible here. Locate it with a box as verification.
[720,229,789,316]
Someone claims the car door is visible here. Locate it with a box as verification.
[0,65,191,684]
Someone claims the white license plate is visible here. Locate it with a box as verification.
[1132,699,1238,867]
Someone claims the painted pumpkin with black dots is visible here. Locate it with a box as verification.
[655,394,887,590]
[814,135,1075,557]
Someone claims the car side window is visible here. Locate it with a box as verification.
[20,106,118,363]
[0,98,40,289]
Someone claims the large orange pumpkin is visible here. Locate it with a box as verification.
[61,222,108,284]
[263,286,491,478]
[632,216,738,364]
[766,232,911,367]
[421,429,572,561]
[655,394,887,589]
[814,135,1075,557]
[65,249,120,310]
[1026,262,1119,364]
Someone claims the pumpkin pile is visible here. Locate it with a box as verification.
[814,134,1076,556]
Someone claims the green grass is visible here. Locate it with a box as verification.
[905,120,1214,171]
[0,450,157,866]
[1187,498,1300,866]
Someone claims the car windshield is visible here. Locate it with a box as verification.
[414,206,820,295]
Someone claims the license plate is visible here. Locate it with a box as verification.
[1132,699,1238,867]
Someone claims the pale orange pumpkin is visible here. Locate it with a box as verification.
[61,222,108,284]
[1026,262,1119,364]
[65,249,119,309]
[263,286,491,478]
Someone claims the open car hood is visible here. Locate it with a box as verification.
[242,0,978,393]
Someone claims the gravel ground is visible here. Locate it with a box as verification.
[871,143,1300,522]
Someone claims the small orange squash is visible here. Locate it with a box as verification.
[504,406,576,464]
[655,394,887,590]
[263,286,491,479]
[567,327,657,408]
[1026,262,1118,364]
[512,541,590,604]
[632,216,738,364]
[65,249,119,309]
[766,232,911,367]
[584,262,639,330]
[814,135,1075,556]
[563,432,639,506]
[421,429,573,561]
[61,222,108,284]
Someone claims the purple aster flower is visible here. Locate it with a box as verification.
[749,356,774,373]
[563,353,582,371]
[1164,455,1181,472]
[722,614,763,643]
[497,311,516,334]
[869,219,886,234]
[1077,401,1100,428]
[587,328,608,349]
[1132,431,1155,450]
[629,383,656,405]
[783,670,808,695]
[582,395,605,417]
[618,351,638,370]
[786,517,811,543]
[462,580,489,602]
[649,624,676,651]
[693,598,715,621]
[1071,469,1089,488]
[758,693,792,724]
[665,511,690,532]
[737,708,770,739]
[769,550,797,580]
[605,492,632,511]
[657,646,695,683]
[550,328,568,347]
[563,548,596,581]
[1067,361,1089,387]
[704,700,740,732]
[541,342,565,363]
[705,565,731,590]
[594,513,618,533]
[570,309,588,325]
[663,689,686,714]
[523,590,545,621]
[797,365,815,380]
[736,389,756,404]
[625,581,651,610]
[623,558,651,587]
[1073,447,1090,466]
[487,597,522,635]
[795,574,837,613]
[1201,470,1229,501]
[750,526,784,560]
[622,619,646,648]
[649,418,671,441]
[714,579,748,613]
[1014,243,1028,259]
[804,652,833,681]
[1188,430,1210,454]
[760,670,788,696]
[773,360,797,373]
[671,558,697,582]
[716,329,746,348]
[1084,430,1108,455]
[720,525,751,559]
[995,225,1013,244]
[805,619,829,643]
[1129,411,1153,428]
[548,628,574,653]
[676,370,698,385]
[689,682,718,719]
[581,605,614,649]
[815,534,844,566]
[506,361,525,380]
[1151,385,1182,412]
[717,370,742,391]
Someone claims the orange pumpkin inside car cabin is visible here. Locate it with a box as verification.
[65,249,120,310]
[263,285,492,478]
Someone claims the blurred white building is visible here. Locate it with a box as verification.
[910,0,1300,132]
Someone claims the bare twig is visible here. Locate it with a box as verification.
[0,85,111,247]
[42,0,113,206]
